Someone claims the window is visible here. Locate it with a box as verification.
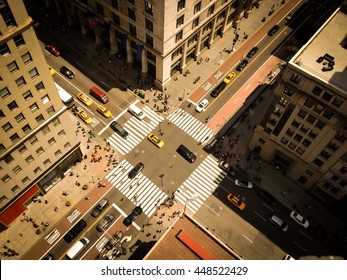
[306,114,316,124]
[175,30,183,42]
[297,176,307,184]
[4,154,14,164]
[0,144,4,154]
[177,0,186,11]
[322,92,332,102]
[335,133,347,143]
[300,124,309,133]
[2,175,11,183]
[22,177,30,184]
[35,81,45,92]
[1,87,11,99]
[29,136,38,145]
[194,2,201,14]
[13,34,25,47]
[29,67,39,79]
[35,114,44,124]
[145,19,153,32]
[48,137,56,145]
[291,119,300,128]
[313,158,324,167]
[10,133,20,143]
[29,103,39,112]
[25,155,34,163]
[0,43,11,57]
[171,47,183,60]
[128,8,136,20]
[8,101,19,111]
[7,61,19,73]
[283,87,294,97]
[340,166,347,175]
[147,51,156,62]
[127,0,134,3]
[2,5,17,28]
[129,23,137,35]
[2,122,13,132]
[42,125,50,135]
[22,124,31,134]
[308,130,317,139]
[305,169,314,176]
[15,76,26,88]
[11,185,20,193]
[52,118,61,127]
[192,17,199,29]
[281,137,289,144]
[58,130,66,138]
[313,104,324,114]
[208,4,215,16]
[315,120,325,129]
[13,165,22,174]
[23,90,33,101]
[0,195,8,204]
[21,52,32,64]
[96,2,103,15]
[294,133,303,141]
[47,105,55,115]
[176,15,184,28]
[18,144,27,153]
[43,159,51,166]
[320,150,331,160]
[41,94,50,105]
[332,97,343,108]
[15,113,25,123]
[312,86,322,96]
[55,150,62,158]
[188,34,198,46]
[146,34,153,47]
[34,167,42,174]
[113,13,120,25]
[297,109,307,118]
[289,142,297,150]
[278,97,288,106]
[323,109,333,120]
[286,128,294,137]
[145,1,153,15]
[36,147,44,155]
[64,142,71,149]
[302,139,311,147]
[296,147,305,155]
[0,110,4,119]
[304,97,315,109]
[290,73,301,84]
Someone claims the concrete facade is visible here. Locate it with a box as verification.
[0,0,82,229]
[249,7,347,203]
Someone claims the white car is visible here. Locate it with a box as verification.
[290,211,309,228]
[195,99,209,112]
[235,179,253,189]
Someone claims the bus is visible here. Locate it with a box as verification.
[55,82,75,108]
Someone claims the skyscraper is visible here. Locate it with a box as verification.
[0,0,82,229]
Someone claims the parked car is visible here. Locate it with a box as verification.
[42,253,54,260]
[227,192,246,210]
[286,12,294,21]
[235,179,253,189]
[223,71,236,84]
[246,46,259,58]
[128,163,144,179]
[96,213,115,232]
[110,121,128,139]
[290,211,309,228]
[91,198,109,218]
[267,25,279,36]
[236,59,248,71]
[60,66,75,79]
[195,99,209,112]
[123,206,143,226]
[210,82,226,98]
[49,67,56,76]
[45,43,60,56]
[218,161,237,176]
[105,230,123,250]
[77,110,93,124]
[258,190,278,207]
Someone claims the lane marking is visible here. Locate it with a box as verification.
[242,234,253,243]
[254,211,266,221]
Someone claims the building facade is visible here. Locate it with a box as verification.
[249,6,347,204]
[61,0,262,89]
[0,0,82,229]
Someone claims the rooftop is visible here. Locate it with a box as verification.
[290,7,347,93]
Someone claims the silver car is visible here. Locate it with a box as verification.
[96,213,115,232]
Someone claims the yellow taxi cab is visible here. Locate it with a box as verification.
[223,71,236,84]
[227,192,246,210]
[77,93,93,106]
[77,110,93,124]
[49,67,56,76]
[96,105,112,118]
[147,133,164,148]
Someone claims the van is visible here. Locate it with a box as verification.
[176,144,196,163]
[128,103,146,120]
[89,86,109,103]
[63,219,87,243]
[269,215,288,232]
[65,237,89,260]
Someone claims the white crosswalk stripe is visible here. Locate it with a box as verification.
[167,108,214,143]
[107,106,164,155]
[174,155,226,214]
[105,159,168,217]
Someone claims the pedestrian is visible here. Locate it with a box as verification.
[54,207,58,212]
[85,196,90,200]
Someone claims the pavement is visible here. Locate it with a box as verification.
[1,0,345,260]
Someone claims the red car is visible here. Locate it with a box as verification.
[45,43,60,56]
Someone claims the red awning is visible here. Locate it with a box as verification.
[0,186,40,226]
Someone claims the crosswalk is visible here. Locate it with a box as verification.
[174,154,226,214]
[105,159,168,217]
[108,106,164,155]
[167,108,214,143]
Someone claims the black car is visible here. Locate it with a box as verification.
[236,59,248,71]
[60,66,75,79]
[128,162,144,179]
[258,190,278,207]
[110,121,128,139]
[91,198,109,218]
[123,206,142,226]
[210,82,226,98]
[246,47,259,58]
[42,253,54,260]
[105,230,123,250]
[267,25,279,36]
